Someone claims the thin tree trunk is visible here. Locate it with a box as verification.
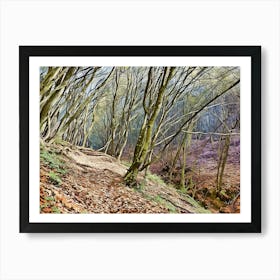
[216,135,230,192]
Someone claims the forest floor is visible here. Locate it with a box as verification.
[149,137,240,213]
[40,142,210,214]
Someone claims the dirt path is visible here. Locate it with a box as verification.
[40,144,206,214]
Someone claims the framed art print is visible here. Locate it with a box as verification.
[19,46,261,233]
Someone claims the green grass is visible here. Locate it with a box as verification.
[143,172,208,213]
[48,171,62,186]
[121,160,132,168]
[145,172,166,186]
[40,149,67,174]
[40,203,49,209]
[133,182,146,193]
[51,206,61,213]
[178,191,211,213]
[153,195,177,213]
[141,193,177,213]
[45,196,55,201]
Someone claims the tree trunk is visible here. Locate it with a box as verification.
[124,67,175,186]
[216,135,230,192]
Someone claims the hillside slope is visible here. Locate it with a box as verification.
[40,143,210,214]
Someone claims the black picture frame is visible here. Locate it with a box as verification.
[19,46,261,233]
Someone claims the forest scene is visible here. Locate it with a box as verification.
[40,65,240,214]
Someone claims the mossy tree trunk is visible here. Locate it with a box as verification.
[40,67,75,129]
[124,67,175,186]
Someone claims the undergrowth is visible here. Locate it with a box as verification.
[178,191,211,213]
[145,172,166,186]
[48,171,62,186]
[153,195,177,213]
[40,148,67,175]
[41,146,67,187]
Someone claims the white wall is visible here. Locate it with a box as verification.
[0,0,279,279]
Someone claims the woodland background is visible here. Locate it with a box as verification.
[40,66,240,214]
